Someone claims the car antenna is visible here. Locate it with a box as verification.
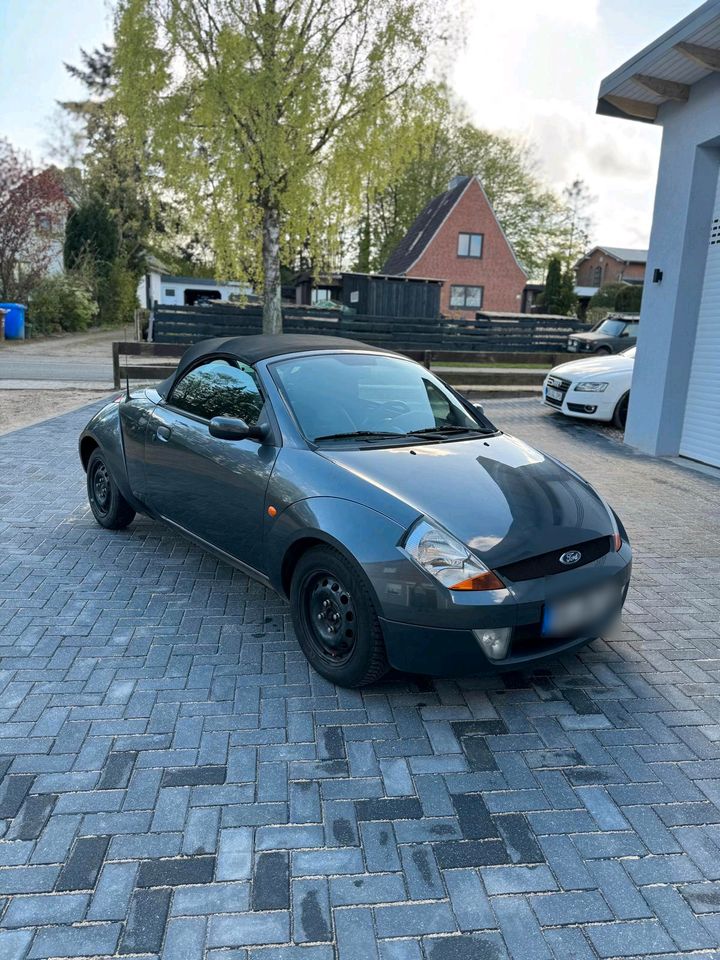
[124,317,131,402]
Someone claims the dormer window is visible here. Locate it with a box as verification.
[457,232,483,258]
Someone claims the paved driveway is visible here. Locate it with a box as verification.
[1,399,720,960]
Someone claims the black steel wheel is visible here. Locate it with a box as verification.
[613,391,630,430]
[594,345,612,355]
[86,449,136,530]
[291,545,388,687]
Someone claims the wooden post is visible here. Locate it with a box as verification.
[112,341,120,389]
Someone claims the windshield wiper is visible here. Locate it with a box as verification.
[312,430,404,443]
[405,425,487,437]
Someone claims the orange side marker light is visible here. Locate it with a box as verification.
[267,505,277,518]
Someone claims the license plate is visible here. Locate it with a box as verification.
[546,387,563,402]
[542,582,620,636]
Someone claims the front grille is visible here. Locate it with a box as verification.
[545,375,571,408]
[496,536,613,583]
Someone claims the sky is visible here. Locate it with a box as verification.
[0,0,699,250]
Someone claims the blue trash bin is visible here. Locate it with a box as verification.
[0,303,26,339]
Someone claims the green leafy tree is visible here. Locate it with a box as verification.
[615,283,643,313]
[541,257,562,313]
[354,83,584,282]
[113,0,439,333]
[537,255,578,316]
[559,267,578,316]
[64,195,119,273]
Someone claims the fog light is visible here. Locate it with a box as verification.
[472,627,512,661]
[583,405,597,413]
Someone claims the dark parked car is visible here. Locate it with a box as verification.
[79,335,632,687]
[567,315,639,355]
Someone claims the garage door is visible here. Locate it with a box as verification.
[680,168,720,467]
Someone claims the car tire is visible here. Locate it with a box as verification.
[613,392,630,430]
[86,449,136,530]
[594,346,612,355]
[290,545,389,688]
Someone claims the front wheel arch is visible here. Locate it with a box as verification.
[280,536,327,598]
[613,391,630,429]
[79,435,99,471]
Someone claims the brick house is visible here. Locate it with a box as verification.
[381,175,528,317]
[575,246,647,290]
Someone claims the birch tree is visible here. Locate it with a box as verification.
[113,0,439,333]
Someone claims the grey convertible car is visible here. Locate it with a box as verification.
[80,335,632,687]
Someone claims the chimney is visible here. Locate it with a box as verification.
[448,175,467,191]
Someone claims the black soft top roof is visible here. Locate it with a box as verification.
[156,334,385,398]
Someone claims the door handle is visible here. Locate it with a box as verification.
[156,425,172,442]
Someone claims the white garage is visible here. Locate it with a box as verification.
[680,172,720,466]
[598,0,720,468]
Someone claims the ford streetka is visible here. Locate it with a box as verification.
[80,335,632,687]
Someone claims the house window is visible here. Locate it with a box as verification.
[450,285,484,308]
[36,213,52,232]
[457,232,483,258]
[592,266,602,286]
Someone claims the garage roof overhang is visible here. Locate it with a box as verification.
[597,0,720,123]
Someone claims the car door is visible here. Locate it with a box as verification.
[144,357,278,572]
[620,320,639,348]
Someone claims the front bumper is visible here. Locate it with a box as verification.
[542,380,616,422]
[379,555,631,676]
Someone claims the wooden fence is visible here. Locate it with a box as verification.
[113,341,566,388]
[150,303,585,353]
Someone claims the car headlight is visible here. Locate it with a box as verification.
[403,519,505,591]
[575,381,609,392]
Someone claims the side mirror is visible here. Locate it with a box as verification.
[209,416,268,442]
[474,403,484,417]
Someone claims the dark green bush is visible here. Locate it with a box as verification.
[29,274,98,335]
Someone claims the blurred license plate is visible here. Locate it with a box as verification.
[543,582,619,636]
[546,387,563,402]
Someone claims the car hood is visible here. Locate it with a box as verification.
[571,331,607,342]
[549,356,634,378]
[320,433,614,568]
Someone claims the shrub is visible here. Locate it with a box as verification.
[615,283,643,313]
[29,273,98,335]
[98,259,139,327]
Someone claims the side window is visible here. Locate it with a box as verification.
[169,359,264,424]
[624,322,639,337]
[424,380,455,424]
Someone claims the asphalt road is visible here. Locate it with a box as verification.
[0,328,122,387]
[0,356,112,382]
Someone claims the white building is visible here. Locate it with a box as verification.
[598,0,720,469]
[137,257,254,308]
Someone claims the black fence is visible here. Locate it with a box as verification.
[151,304,585,352]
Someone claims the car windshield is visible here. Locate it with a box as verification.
[272,352,493,444]
[621,347,636,358]
[594,319,626,336]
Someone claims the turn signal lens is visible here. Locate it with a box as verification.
[614,532,622,552]
[451,571,506,591]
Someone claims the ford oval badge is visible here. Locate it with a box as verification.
[559,550,582,566]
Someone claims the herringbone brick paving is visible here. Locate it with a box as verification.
[1,397,720,959]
